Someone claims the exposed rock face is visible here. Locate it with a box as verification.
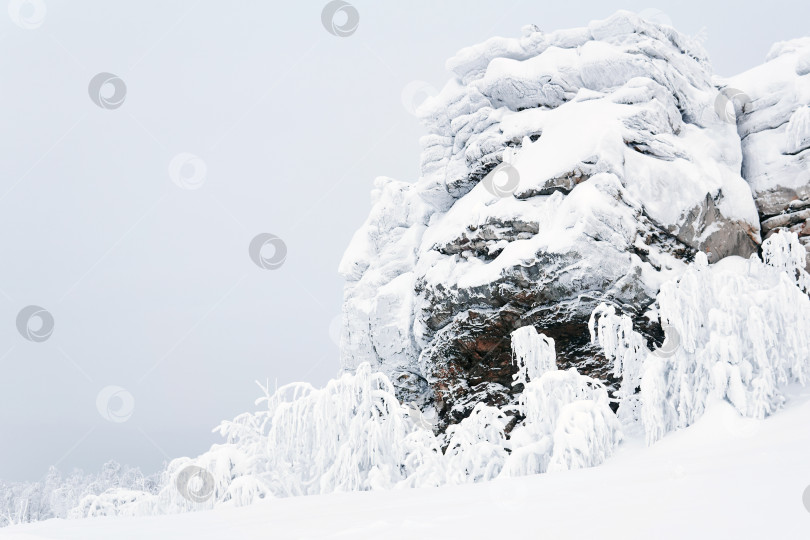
[339,12,764,431]
[730,38,810,269]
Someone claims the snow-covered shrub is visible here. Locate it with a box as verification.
[161,447,261,512]
[501,328,622,476]
[70,489,157,519]
[394,429,446,489]
[444,404,509,484]
[547,399,623,472]
[0,462,160,527]
[261,363,419,495]
[591,231,810,444]
[588,303,647,424]
[222,476,270,507]
[61,366,436,520]
[159,363,436,504]
[762,228,810,293]
[55,343,625,522]
[511,325,557,386]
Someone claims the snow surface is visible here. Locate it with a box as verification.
[6,388,810,539]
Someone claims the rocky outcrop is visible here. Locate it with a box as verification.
[730,38,810,269]
[339,12,766,431]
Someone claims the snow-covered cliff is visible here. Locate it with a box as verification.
[339,11,775,429]
[730,38,810,260]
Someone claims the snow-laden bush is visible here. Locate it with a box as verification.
[444,404,509,484]
[161,363,436,507]
[511,326,557,386]
[590,231,810,444]
[762,228,810,294]
[0,462,159,527]
[70,488,158,519]
[57,333,623,520]
[393,420,446,489]
[502,327,622,476]
[547,399,623,472]
[260,364,423,495]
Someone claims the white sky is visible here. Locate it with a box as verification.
[1,0,807,481]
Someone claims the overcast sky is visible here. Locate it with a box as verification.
[1,0,807,481]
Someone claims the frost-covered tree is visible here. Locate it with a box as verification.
[761,229,810,294]
[590,231,810,444]
[444,403,509,484]
[501,327,622,476]
[58,344,625,521]
[511,326,557,386]
[547,398,623,472]
[0,461,159,527]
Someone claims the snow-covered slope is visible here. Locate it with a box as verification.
[8,387,810,539]
[340,11,763,430]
